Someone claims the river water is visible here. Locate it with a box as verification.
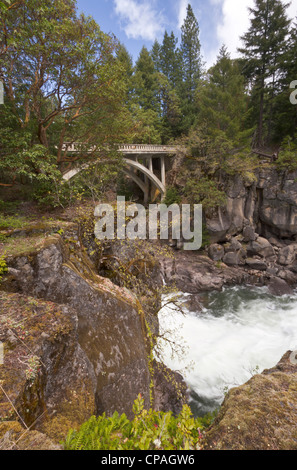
[156,286,297,417]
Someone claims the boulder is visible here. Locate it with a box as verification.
[245,258,267,271]
[204,352,297,450]
[208,244,225,261]
[268,278,294,296]
[247,237,275,259]
[6,236,152,420]
[224,237,242,253]
[223,252,241,266]
[277,244,297,266]
[242,225,257,242]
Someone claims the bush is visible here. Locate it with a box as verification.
[163,187,182,206]
[0,256,8,282]
[184,177,226,210]
[63,394,213,451]
[276,137,297,171]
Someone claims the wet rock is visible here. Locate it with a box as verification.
[268,278,294,296]
[152,361,189,416]
[183,294,203,312]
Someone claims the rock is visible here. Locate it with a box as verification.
[245,258,267,271]
[183,294,203,312]
[268,236,284,248]
[247,237,275,259]
[278,244,297,266]
[268,278,294,296]
[152,361,189,416]
[208,244,225,261]
[224,238,242,253]
[223,252,242,266]
[204,352,297,450]
[6,237,152,420]
[289,261,297,274]
[242,225,257,242]
[160,251,249,294]
[0,422,62,450]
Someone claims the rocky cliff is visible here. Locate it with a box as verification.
[204,351,297,450]
[0,222,186,449]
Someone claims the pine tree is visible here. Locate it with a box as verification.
[238,0,291,147]
[195,46,251,144]
[273,17,297,141]
[179,3,202,133]
[133,47,161,143]
[134,46,160,112]
[151,40,162,72]
[160,31,180,88]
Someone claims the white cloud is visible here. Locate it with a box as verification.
[178,0,189,28]
[204,0,297,69]
[113,0,165,41]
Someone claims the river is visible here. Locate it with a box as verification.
[156,285,297,417]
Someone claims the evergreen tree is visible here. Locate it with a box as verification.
[273,17,297,141]
[151,39,162,72]
[160,31,180,88]
[238,0,291,147]
[134,46,159,111]
[179,3,202,133]
[116,43,134,105]
[133,47,161,143]
[195,46,251,144]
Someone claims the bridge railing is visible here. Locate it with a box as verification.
[60,143,177,154]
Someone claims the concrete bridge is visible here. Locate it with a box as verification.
[62,144,178,202]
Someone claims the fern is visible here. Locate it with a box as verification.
[63,395,215,451]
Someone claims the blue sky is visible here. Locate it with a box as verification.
[76,0,297,69]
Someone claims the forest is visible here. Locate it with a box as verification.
[0,0,297,207]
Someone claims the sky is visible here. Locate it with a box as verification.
[76,0,297,69]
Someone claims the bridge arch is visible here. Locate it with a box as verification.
[61,144,177,202]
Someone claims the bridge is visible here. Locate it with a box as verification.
[62,144,178,202]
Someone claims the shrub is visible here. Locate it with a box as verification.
[0,256,8,282]
[63,394,212,451]
[276,137,297,171]
[163,187,182,206]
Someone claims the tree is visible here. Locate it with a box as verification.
[0,0,130,188]
[160,31,181,88]
[238,0,291,147]
[273,17,297,141]
[151,39,162,72]
[195,46,251,144]
[179,4,203,133]
[132,47,162,143]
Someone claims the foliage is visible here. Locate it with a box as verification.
[163,187,182,206]
[0,213,28,230]
[238,0,291,146]
[64,394,212,451]
[184,177,226,210]
[25,355,41,385]
[0,256,8,282]
[276,137,297,171]
[0,0,131,196]
[32,161,120,208]
[195,46,252,144]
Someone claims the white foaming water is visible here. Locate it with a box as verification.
[156,286,297,416]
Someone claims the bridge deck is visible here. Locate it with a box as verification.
[61,143,177,156]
